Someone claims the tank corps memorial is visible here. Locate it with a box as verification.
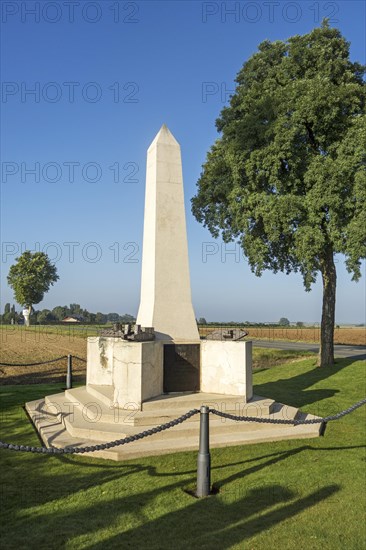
[26,126,322,460]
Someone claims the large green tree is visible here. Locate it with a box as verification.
[7,251,59,326]
[192,21,365,367]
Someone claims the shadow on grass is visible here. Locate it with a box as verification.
[3,440,362,548]
[254,357,359,409]
[0,446,341,549]
[1,356,364,548]
[86,483,340,549]
[0,370,86,386]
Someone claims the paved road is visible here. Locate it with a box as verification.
[253,339,366,360]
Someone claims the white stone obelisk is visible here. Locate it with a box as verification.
[136,125,199,341]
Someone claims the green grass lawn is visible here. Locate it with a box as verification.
[0,355,365,549]
[252,348,314,370]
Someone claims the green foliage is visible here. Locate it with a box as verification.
[120,313,136,323]
[52,305,69,321]
[0,304,19,324]
[192,22,365,289]
[95,312,107,324]
[279,317,290,326]
[7,251,59,309]
[296,321,304,328]
[37,309,56,324]
[198,317,208,324]
[107,312,121,322]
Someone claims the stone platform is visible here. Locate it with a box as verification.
[26,386,322,461]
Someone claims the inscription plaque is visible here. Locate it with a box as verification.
[163,344,200,393]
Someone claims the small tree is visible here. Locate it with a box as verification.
[95,312,107,324]
[2,303,11,324]
[107,313,121,322]
[7,251,59,326]
[198,317,208,325]
[120,313,136,323]
[296,321,304,328]
[279,317,290,326]
[52,306,69,321]
[37,309,56,324]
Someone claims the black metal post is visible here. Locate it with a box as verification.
[196,405,211,497]
[66,354,73,390]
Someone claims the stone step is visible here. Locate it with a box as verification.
[25,397,321,462]
[129,403,285,427]
[44,393,261,430]
[26,398,118,453]
[64,387,133,425]
[91,421,321,461]
[60,401,301,443]
[86,384,114,408]
[87,384,272,413]
[46,389,143,426]
[59,386,276,425]
[141,392,274,413]
[132,402,299,430]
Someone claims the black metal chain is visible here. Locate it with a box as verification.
[209,396,366,425]
[0,355,87,367]
[0,408,200,454]
[0,356,68,367]
[0,397,365,455]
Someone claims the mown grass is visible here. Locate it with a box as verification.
[252,348,314,370]
[0,355,365,549]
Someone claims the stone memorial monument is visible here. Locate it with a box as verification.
[136,124,200,342]
[26,126,321,460]
[86,125,252,407]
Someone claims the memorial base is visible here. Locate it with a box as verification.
[25,338,322,461]
[87,337,163,409]
[86,337,253,409]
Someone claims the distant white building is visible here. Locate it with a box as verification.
[62,315,84,323]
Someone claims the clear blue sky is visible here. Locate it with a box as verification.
[1,0,365,323]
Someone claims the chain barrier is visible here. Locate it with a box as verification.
[209,396,366,425]
[0,356,68,367]
[0,409,200,454]
[0,397,365,455]
[0,355,87,367]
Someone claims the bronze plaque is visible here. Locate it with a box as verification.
[163,344,200,393]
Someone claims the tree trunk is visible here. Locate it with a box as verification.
[318,248,337,367]
[23,305,32,327]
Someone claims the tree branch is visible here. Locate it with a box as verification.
[304,122,319,152]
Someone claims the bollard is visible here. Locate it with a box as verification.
[196,405,211,497]
[319,421,327,436]
[66,354,73,390]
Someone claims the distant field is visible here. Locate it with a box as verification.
[0,323,101,338]
[0,325,311,384]
[1,324,365,346]
[0,327,87,385]
[0,323,364,385]
[199,326,366,345]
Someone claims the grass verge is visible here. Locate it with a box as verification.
[252,348,314,370]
